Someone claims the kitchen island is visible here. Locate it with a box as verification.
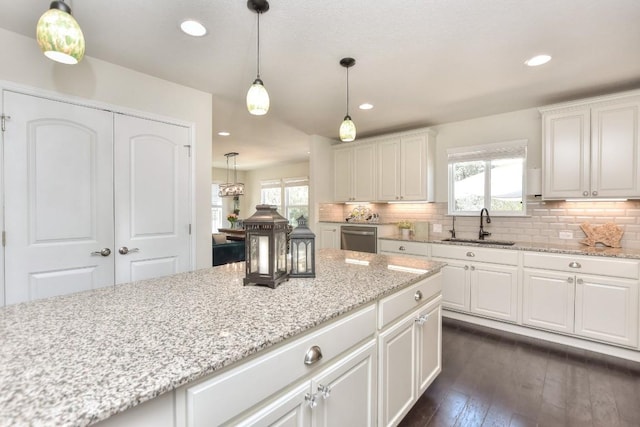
[0,249,444,426]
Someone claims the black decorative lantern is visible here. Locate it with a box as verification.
[289,215,316,278]
[243,205,289,288]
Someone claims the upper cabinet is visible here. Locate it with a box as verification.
[378,131,436,202]
[334,143,377,202]
[541,90,640,199]
[333,128,436,203]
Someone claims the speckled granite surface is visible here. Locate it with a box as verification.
[0,249,444,426]
[379,234,640,259]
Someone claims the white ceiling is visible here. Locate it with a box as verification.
[1,0,639,170]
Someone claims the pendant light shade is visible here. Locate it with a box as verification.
[339,58,356,142]
[36,1,85,65]
[247,0,270,116]
[218,152,245,197]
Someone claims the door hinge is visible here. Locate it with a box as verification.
[184,145,192,157]
[188,224,192,235]
[2,231,5,247]
[1,114,10,132]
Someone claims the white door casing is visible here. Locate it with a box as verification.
[3,91,115,304]
[114,114,191,284]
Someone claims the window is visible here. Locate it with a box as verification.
[447,140,527,216]
[212,183,223,232]
[261,177,309,224]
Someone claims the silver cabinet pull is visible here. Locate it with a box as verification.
[415,314,429,325]
[568,261,581,268]
[305,393,318,408]
[91,248,111,257]
[466,251,475,257]
[577,278,584,285]
[119,247,140,255]
[399,246,406,251]
[464,265,469,270]
[583,191,589,196]
[470,266,476,271]
[592,190,598,196]
[317,384,331,399]
[567,277,574,283]
[304,345,323,365]
[414,290,423,301]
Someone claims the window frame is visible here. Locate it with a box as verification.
[211,182,223,232]
[447,139,527,217]
[260,177,309,224]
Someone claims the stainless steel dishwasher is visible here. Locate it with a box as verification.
[340,225,377,253]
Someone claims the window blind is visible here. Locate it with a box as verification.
[447,139,527,163]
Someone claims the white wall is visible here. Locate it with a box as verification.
[431,108,542,202]
[309,135,336,232]
[0,28,213,269]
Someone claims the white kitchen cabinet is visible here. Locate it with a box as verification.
[523,252,639,347]
[333,143,376,202]
[541,91,640,199]
[432,245,519,323]
[377,131,436,202]
[378,295,441,427]
[318,223,340,249]
[378,239,429,258]
[236,340,376,427]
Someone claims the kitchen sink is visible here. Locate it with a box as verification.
[441,238,516,246]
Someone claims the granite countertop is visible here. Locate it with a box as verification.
[0,249,444,426]
[379,234,640,260]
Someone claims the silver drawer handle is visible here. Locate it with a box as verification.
[414,290,423,301]
[466,251,475,257]
[415,314,429,325]
[568,261,581,268]
[304,345,323,365]
[399,246,406,251]
[317,384,331,399]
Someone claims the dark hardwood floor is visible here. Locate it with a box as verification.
[400,320,640,427]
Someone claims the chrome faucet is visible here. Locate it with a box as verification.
[479,208,491,240]
[449,216,456,238]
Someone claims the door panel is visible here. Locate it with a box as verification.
[114,115,191,284]
[3,91,114,304]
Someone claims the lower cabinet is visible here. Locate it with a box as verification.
[378,295,442,427]
[523,269,639,347]
[318,223,340,249]
[432,245,519,323]
[237,340,377,427]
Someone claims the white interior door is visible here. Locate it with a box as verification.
[3,91,115,304]
[114,114,191,284]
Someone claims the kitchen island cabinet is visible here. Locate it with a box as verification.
[0,249,444,426]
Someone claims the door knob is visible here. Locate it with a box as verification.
[118,247,140,255]
[91,248,111,257]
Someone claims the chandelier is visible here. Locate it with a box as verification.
[218,152,245,197]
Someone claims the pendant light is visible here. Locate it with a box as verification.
[339,57,356,142]
[246,0,270,116]
[36,0,85,65]
[218,152,245,197]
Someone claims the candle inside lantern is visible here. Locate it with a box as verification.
[297,243,307,273]
[258,235,269,274]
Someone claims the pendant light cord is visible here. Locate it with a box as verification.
[256,12,261,79]
[346,66,350,116]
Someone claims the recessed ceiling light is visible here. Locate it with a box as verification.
[180,20,207,37]
[217,131,231,136]
[359,103,374,110]
[524,54,552,67]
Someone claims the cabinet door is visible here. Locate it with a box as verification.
[470,263,518,322]
[437,259,470,312]
[591,98,640,197]
[575,274,639,347]
[400,135,427,200]
[378,315,416,427]
[334,147,353,202]
[318,225,339,249]
[352,144,377,201]
[234,382,310,427]
[523,269,575,333]
[416,300,442,396]
[542,108,591,199]
[312,340,376,427]
[377,139,401,201]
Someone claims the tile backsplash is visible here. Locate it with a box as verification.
[318,199,640,249]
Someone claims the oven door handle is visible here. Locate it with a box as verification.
[342,230,376,236]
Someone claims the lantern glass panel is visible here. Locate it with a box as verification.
[276,231,287,273]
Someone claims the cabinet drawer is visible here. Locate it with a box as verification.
[431,244,518,265]
[378,273,442,329]
[184,304,376,426]
[523,252,639,279]
[379,239,429,257]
